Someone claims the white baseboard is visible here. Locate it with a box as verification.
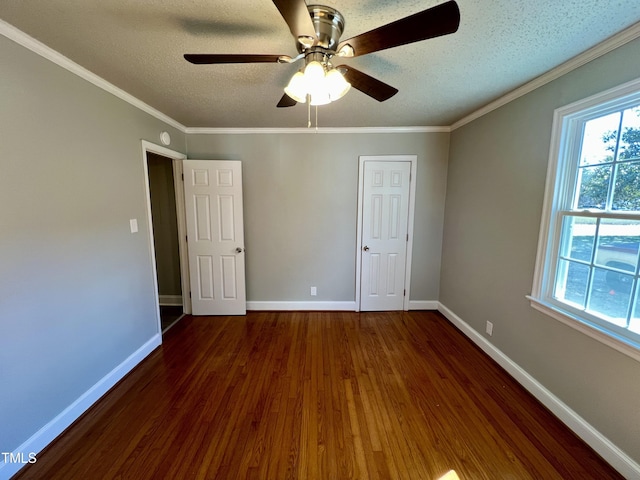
[246,300,438,312]
[436,302,640,479]
[408,300,439,310]
[246,301,357,311]
[159,295,183,306]
[0,334,162,480]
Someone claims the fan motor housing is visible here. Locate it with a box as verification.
[301,5,345,53]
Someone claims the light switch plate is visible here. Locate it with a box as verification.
[130,218,138,233]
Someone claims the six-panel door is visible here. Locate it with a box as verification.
[183,160,246,315]
[360,161,411,311]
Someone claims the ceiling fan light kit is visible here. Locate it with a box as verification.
[284,58,351,105]
[184,0,460,118]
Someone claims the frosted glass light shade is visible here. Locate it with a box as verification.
[284,71,307,103]
[303,61,325,90]
[310,91,331,106]
[325,68,351,100]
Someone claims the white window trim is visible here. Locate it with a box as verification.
[530,76,640,363]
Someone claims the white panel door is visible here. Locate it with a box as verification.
[183,160,246,315]
[360,161,411,311]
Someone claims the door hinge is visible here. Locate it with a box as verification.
[404,289,406,296]
[181,173,184,181]
[186,235,188,243]
[189,291,192,299]
[406,233,409,241]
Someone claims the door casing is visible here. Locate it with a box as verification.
[141,140,190,335]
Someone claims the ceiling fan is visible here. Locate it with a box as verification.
[184,0,460,108]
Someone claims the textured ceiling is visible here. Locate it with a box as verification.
[1,1,640,128]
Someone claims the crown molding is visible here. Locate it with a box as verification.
[451,21,640,131]
[0,18,187,133]
[4,15,639,136]
[185,126,450,135]
[0,19,448,136]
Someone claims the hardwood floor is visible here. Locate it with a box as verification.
[160,305,184,332]
[14,311,623,479]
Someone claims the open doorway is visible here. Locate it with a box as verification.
[141,140,190,334]
[147,152,184,331]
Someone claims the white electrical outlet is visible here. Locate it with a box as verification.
[129,218,138,233]
[310,286,317,296]
[486,321,494,336]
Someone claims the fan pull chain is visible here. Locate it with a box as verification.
[305,96,320,130]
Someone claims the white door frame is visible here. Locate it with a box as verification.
[355,155,417,312]
[141,140,191,336]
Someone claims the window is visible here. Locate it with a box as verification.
[531,78,640,360]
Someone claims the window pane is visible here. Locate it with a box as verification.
[576,165,611,209]
[554,259,589,308]
[587,268,631,327]
[594,218,640,278]
[618,107,640,161]
[612,161,640,211]
[558,216,595,262]
[580,112,619,166]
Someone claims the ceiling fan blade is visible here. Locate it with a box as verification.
[337,0,460,58]
[184,54,288,64]
[272,0,318,44]
[337,65,398,102]
[277,93,297,108]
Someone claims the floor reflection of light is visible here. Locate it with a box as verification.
[438,470,460,480]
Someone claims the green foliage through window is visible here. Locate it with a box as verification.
[577,108,640,211]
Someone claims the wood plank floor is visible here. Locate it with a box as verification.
[14,311,623,479]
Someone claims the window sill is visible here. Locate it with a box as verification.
[526,295,640,363]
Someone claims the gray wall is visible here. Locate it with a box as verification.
[440,39,640,462]
[0,35,185,453]
[147,153,182,298]
[186,132,449,303]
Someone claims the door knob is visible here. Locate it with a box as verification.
[235,247,244,253]
[363,245,369,252]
